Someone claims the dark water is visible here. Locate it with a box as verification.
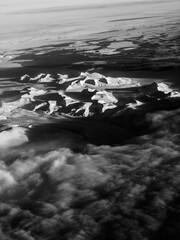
[0,1,180,240]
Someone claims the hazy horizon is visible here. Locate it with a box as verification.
[0,0,162,12]
[0,0,179,53]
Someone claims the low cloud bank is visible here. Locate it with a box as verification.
[0,108,180,240]
[0,127,28,151]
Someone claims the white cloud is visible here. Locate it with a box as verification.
[0,127,28,150]
[0,169,16,194]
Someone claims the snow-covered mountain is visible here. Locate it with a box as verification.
[1,72,179,120]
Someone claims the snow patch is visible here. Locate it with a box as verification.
[66,72,140,92]
[76,102,92,117]
[126,100,143,110]
[102,103,117,113]
[39,74,55,83]
[157,82,180,98]
[20,74,30,81]
[22,87,46,101]
[20,73,54,83]
[34,102,47,111]
[92,91,118,104]
[48,101,57,114]
[170,91,180,98]
[63,96,79,107]
[157,83,172,94]
[0,97,30,116]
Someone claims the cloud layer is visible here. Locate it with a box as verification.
[0,108,180,240]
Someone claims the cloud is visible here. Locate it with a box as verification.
[0,108,180,239]
[0,127,28,151]
[0,168,17,194]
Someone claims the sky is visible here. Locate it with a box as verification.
[1,0,178,52]
[1,1,176,14]
[0,0,146,11]
[1,0,119,7]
